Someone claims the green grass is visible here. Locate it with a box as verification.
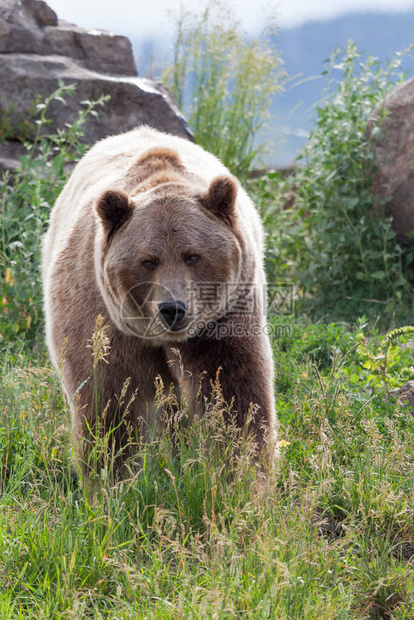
[1,316,414,618]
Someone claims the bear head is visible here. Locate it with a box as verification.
[94,153,246,344]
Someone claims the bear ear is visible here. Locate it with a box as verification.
[204,175,237,227]
[96,190,133,241]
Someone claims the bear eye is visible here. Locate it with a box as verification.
[184,254,200,266]
[142,259,158,270]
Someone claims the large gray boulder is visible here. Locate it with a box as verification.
[367,78,414,244]
[0,0,137,75]
[0,0,193,173]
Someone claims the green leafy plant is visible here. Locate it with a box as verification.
[0,108,24,143]
[341,317,414,394]
[0,82,108,350]
[0,102,36,143]
[258,42,414,320]
[164,2,284,179]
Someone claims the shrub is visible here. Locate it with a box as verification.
[257,42,414,321]
[0,83,107,351]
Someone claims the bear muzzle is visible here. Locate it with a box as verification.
[158,300,188,331]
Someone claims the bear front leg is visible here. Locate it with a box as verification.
[166,327,277,459]
[63,332,174,480]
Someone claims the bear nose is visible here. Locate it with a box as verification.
[158,301,187,329]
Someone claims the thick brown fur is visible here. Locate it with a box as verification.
[42,126,277,476]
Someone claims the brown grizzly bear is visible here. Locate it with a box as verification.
[42,126,277,475]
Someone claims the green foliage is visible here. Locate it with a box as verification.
[164,3,284,179]
[1,319,414,617]
[0,104,34,143]
[0,82,108,350]
[339,319,414,393]
[256,42,414,320]
[269,314,358,397]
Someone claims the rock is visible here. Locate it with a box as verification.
[0,55,192,146]
[0,0,193,175]
[0,142,28,174]
[0,0,136,74]
[367,78,414,244]
[0,0,58,28]
[0,0,56,54]
[390,380,414,413]
[41,20,137,76]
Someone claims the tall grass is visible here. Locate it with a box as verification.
[164,3,284,179]
[1,317,414,617]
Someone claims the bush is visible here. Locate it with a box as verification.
[0,83,107,351]
[257,42,414,321]
[164,3,284,179]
